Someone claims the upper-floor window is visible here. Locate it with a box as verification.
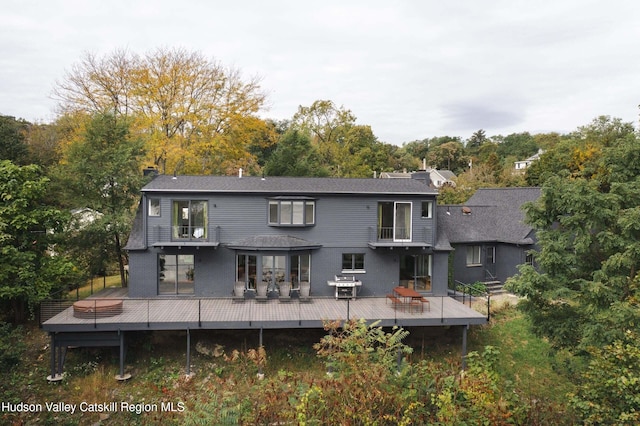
[378,201,412,241]
[421,201,433,218]
[172,200,207,239]
[268,199,315,226]
[148,198,161,217]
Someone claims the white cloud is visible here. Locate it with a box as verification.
[1,0,639,143]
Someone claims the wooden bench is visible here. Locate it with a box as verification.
[386,294,403,310]
[420,297,431,312]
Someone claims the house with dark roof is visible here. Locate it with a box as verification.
[125,174,449,298]
[380,168,456,189]
[438,187,540,290]
[41,173,488,380]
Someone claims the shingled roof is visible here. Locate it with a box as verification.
[437,187,540,245]
[141,174,437,196]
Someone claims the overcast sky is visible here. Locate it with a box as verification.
[2,0,639,145]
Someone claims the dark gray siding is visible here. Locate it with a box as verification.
[130,191,442,298]
[450,242,529,285]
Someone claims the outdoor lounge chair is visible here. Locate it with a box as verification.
[232,281,246,303]
[299,281,311,303]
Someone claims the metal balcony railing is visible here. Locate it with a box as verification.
[151,225,220,243]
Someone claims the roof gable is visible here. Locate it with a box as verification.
[437,187,540,245]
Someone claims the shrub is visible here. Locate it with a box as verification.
[0,322,26,368]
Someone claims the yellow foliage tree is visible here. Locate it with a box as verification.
[53,47,272,175]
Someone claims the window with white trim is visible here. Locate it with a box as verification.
[342,253,365,272]
[377,201,412,241]
[466,245,481,266]
[268,199,315,226]
[421,200,433,218]
[172,200,207,239]
[148,198,161,216]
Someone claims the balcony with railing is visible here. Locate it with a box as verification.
[369,226,432,248]
[376,226,410,241]
[150,225,221,247]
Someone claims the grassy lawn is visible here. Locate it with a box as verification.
[69,275,123,299]
[469,299,576,404]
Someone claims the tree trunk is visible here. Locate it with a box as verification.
[11,298,27,324]
[114,232,127,288]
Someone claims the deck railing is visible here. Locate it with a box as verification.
[151,225,220,243]
[451,280,491,322]
[40,294,489,329]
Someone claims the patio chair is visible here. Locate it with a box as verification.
[278,281,292,303]
[232,281,246,303]
[256,281,269,303]
[299,281,311,303]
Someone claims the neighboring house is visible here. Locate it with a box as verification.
[70,207,103,228]
[427,168,456,188]
[514,149,544,173]
[380,168,456,189]
[437,187,540,290]
[125,174,449,298]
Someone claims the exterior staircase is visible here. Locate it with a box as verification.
[483,280,505,295]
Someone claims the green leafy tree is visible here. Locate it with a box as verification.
[0,115,30,165]
[570,330,640,425]
[434,346,525,425]
[54,113,146,286]
[506,117,640,352]
[496,132,538,161]
[426,140,468,174]
[263,130,329,177]
[290,100,356,145]
[0,161,79,322]
[290,100,358,176]
[337,125,392,177]
[466,129,488,160]
[309,319,416,424]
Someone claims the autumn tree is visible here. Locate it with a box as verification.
[290,100,356,145]
[53,48,270,175]
[290,100,359,175]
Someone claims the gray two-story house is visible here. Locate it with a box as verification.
[125,174,449,298]
[41,174,489,380]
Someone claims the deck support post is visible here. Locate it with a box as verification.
[49,333,56,377]
[461,324,468,370]
[186,328,191,376]
[257,327,264,379]
[47,333,64,382]
[115,330,131,381]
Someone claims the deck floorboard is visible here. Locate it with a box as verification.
[43,291,487,332]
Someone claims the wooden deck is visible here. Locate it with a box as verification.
[42,290,488,332]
